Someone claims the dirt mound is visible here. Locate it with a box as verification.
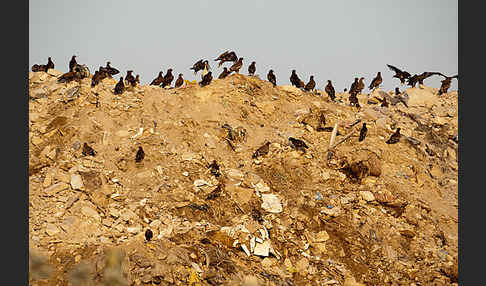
[29,70,458,285]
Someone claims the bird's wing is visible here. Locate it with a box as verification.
[386,64,402,74]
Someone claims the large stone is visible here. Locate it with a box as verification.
[253,240,271,257]
[70,174,84,190]
[46,223,60,236]
[406,88,439,108]
[261,194,283,213]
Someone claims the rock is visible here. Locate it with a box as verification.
[261,257,276,269]
[253,240,270,257]
[313,230,330,242]
[70,174,84,190]
[321,205,342,217]
[361,107,380,121]
[150,220,161,229]
[295,257,309,274]
[46,223,60,236]
[261,194,283,213]
[127,225,142,234]
[253,181,270,194]
[120,209,138,222]
[227,169,244,181]
[194,179,209,187]
[360,191,375,202]
[81,206,100,221]
[406,88,439,108]
[47,69,62,77]
[136,170,152,179]
[44,182,69,195]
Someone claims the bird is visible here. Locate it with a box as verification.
[201,61,210,79]
[377,96,389,108]
[150,71,164,86]
[437,74,458,95]
[229,58,243,73]
[288,137,309,152]
[218,67,231,79]
[349,78,359,94]
[175,73,184,88]
[319,112,326,127]
[267,69,277,86]
[69,55,77,72]
[407,74,419,87]
[105,61,120,76]
[208,160,221,177]
[46,57,54,70]
[135,146,145,163]
[145,229,153,242]
[252,141,271,159]
[395,87,401,95]
[290,70,304,88]
[57,71,76,83]
[304,75,316,92]
[356,77,365,94]
[387,64,411,85]
[349,94,360,107]
[114,76,125,95]
[359,123,367,142]
[31,64,43,72]
[215,51,238,67]
[91,70,104,87]
[190,59,208,75]
[369,72,382,91]
[325,80,336,101]
[82,143,96,156]
[125,70,135,86]
[248,61,256,76]
[200,71,213,87]
[417,72,443,86]
[134,74,140,86]
[386,128,401,144]
[161,68,174,88]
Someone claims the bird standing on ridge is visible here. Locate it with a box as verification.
[369,72,382,91]
[386,128,401,144]
[325,80,336,101]
[175,73,184,88]
[105,61,120,76]
[82,143,97,157]
[267,70,276,86]
[290,70,304,88]
[252,141,271,159]
[135,146,145,163]
[161,68,174,88]
[288,137,309,153]
[229,58,243,73]
[304,75,316,92]
[150,71,164,86]
[46,57,54,70]
[69,55,77,72]
[200,71,213,87]
[356,77,365,94]
[125,70,135,86]
[145,229,153,242]
[248,61,256,76]
[359,123,367,142]
[114,77,125,95]
[218,67,231,79]
[437,74,458,95]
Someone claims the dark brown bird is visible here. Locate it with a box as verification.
[290,70,304,88]
[395,87,401,95]
[135,146,145,163]
[82,143,96,156]
[417,72,443,85]
[267,69,276,86]
[437,74,458,95]
[161,68,174,88]
[190,59,208,75]
[252,141,271,159]
[379,96,389,108]
[200,71,213,87]
[369,72,382,90]
[349,77,359,94]
[349,93,360,107]
[319,112,326,127]
[387,64,411,85]
[325,80,336,101]
[218,67,231,79]
[215,51,238,67]
[175,73,184,88]
[356,77,365,94]
[105,61,120,76]
[91,70,106,87]
[407,74,419,87]
[289,137,309,152]
[69,55,77,72]
[386,128,401,144]
[304,75,316,92]
[58,71,76,83]
[208,160,221,177]
[359,123,367,142]
[125,70,135,86]
[248,61,256,75]
[135,74,140,85]
[150,71,164,86]
[145,229,153,242]
[46,57,54,70]
[229,57,243,73]
[31,64,42,72]
[114,76,125,95]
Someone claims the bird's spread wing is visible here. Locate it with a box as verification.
[386,64,402,74]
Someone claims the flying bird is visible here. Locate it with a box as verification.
[150,71,164,86]
[175,73,184,88]
[408,72,443,87]
[69,55,77,72]
[387,64,411,85]
[325,80,336,101]
[386,128,401,144]
[135,146,145,163]
[215,51,238,67]
[288,137,309,152]
[114,77,125,95]
[359,123,367,142]
[218,67,231,79]
[267,69,277,86]
[290,70,304,88]
[437,74,458,95]
[145,229,153,242]
[369,72,382,90]
[161,68,174,88]
[82,143,97,157]
[248,61,256,76]
[105,61,120,76]
[229,58,243,73]
[252,141,271,159]
[200,71,213,87]
[304,75,316,92]
[190,59,208,75]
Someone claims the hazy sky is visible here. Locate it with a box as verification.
[29,0,458,91]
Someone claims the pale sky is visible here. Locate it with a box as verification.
[29,0,458,92]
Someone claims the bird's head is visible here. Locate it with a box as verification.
[328,80,331,83]
[396,128,401,132]
[167,68,173,73]
[179,73,183,77]
[252,61,256,64]
[107,61,111,66]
